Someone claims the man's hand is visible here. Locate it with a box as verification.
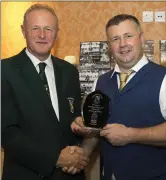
[71,116,97,137]
[57,146,89,172]
[61,146,89,175]
[100,123,133,146]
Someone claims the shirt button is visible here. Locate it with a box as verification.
[116,99,119,103]
[115,96,120,103]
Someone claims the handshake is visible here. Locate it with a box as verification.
[56,145,89,175]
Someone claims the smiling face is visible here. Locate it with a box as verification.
[21,9,59,61]
[107,20,144,71]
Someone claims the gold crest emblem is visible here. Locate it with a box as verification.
[67,97,74,113]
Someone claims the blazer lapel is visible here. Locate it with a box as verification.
[16,50,56,116]
[52,57,67,123]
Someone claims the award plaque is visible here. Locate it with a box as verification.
[83,90,110,132]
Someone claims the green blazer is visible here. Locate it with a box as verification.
[1,49,84,180]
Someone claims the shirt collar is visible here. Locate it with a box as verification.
[110,55,149,78]
[25,48,53,69]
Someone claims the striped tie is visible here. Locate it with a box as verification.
[38,62,50,97]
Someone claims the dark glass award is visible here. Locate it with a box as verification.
[83,90,110,133]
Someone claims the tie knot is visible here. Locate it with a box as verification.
[119,69,134,90]
[39,62,46,72]
[119,69,134,82]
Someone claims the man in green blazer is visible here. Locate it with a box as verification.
[1,4,88,180]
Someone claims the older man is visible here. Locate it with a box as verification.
[2,4,88,180]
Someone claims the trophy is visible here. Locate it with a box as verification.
[82,90,110,134]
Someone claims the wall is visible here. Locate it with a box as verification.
[1,2,166,64]
[54,1,166,64]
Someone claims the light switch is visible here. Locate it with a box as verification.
[143,11,153,22]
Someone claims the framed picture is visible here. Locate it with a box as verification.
[143,40,154,61]
[160,40,166,67]
[77,41,115,99]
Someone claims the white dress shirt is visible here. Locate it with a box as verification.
[92,55,166,120]
[25,48,59,121]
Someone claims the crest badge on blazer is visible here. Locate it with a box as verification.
[67,97,74,113]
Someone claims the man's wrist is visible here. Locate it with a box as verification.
[127,127,139,143]
[81,137,99,157]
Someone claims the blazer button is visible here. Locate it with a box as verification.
[38,174,44,178]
